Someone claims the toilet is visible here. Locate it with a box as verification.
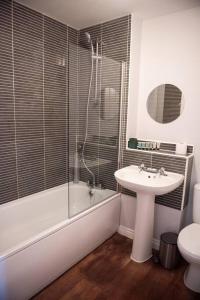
[178,183,200,293]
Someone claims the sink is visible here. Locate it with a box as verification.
[114,165,184,263]
[115,165,184,195]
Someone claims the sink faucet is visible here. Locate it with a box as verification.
[138,163,157,174]
[158,167,167,176]
[138,164,167,176]
[138,163,145,172]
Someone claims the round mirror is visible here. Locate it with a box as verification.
[147,84,183,124]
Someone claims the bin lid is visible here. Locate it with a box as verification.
[161,232,178,245]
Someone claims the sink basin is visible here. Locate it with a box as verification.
[114,165,184,195]
[114,164,184,263]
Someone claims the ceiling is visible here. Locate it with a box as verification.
[15,0,200,29]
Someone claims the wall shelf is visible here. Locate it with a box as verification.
[126,147,194,159]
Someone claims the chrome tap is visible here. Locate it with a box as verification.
[158,167,167,176]
[138,163,145,172]
[138,163,157,174]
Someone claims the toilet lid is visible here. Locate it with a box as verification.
[178,223,200,257]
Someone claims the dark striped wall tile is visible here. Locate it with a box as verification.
[0,1,72,204]
[0,0,18,204]
[44,16,67,188]
[0,1,193,213]
[68,26,79,181]
[156,184,184,210]
[153,151,186,208]
[121,148,193,210]
[78,16,131,190]
[163,84,182,123]
[13,2,45,197]
[152,154,186,174]
[153,154,186,208]
[183,156,193,208]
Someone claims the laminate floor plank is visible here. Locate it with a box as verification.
[32,234,199,300]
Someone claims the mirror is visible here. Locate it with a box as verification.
[147,84,183,124]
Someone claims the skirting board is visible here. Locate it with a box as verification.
[118,225,160,250]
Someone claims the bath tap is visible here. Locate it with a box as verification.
[87,177,95,188]
[89,187,95,196]
[87,177,104,190]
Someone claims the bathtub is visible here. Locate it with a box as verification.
[0,181,120,300]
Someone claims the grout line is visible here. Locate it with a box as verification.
[66,26,69,183]
[11,0,20,199]
[97,26,103,182]
[76,29,80,155]
[42,15,47,190]
[181,158,189,210]
[66,26,69,218]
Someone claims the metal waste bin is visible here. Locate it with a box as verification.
[159,232,180,269]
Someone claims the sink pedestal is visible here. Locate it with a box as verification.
[115,164,184,263]
[131,192,155,263]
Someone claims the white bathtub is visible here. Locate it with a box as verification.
[0,181,120,300]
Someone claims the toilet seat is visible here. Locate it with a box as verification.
[178,223,200,262]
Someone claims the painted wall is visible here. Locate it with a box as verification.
[119,194,183,244]
[127,7,200,224]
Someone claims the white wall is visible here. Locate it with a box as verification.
[127,7,200,224]
[119,194,183,244]
[127,16,142,141]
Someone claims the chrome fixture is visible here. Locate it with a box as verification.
[81,31,103,188]
[138,164,168,176]
[138,163,145,172]
[158,167,168,176]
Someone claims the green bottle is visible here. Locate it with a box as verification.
[128,138,138,149]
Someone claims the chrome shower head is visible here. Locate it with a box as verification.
[83,31,94,54]
[84,32,92,44]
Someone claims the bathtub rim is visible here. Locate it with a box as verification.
[0,192,120,262]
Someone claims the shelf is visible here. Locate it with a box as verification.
[125,147,194,159]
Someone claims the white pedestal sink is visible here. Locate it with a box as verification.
[114,165,184,263]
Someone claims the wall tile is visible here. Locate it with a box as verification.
[17,139,45,197]
[68,26,79,181]
[0,0,18,204]
[78,16,131,191]
[44,16,68,187]
[13,2,45,198]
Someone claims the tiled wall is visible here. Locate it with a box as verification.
[68,26,79,181]
[76,16,131,190]
[1,1,191,210]
[0,0,18,203]
[44,17,68,189]
[0,0,131,204]
[121,148,193,210]
[114,16,193,211]
[0,0,71,204]
[14,3,45,197]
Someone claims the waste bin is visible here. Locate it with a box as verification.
[159,232,180,269]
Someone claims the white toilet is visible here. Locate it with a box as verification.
[178,183,200,293]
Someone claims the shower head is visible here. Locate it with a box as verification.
[82,31,94,53]
[84,32,92,44]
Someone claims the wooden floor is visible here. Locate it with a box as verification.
[32,234,199,300]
